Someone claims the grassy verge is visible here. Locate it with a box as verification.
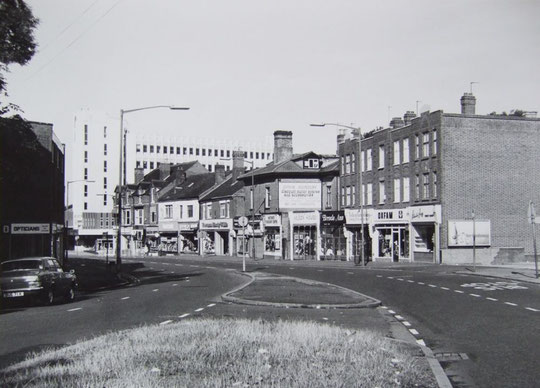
[1,318,436,387]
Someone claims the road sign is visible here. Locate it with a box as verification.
[528,201,536,224]
[237,216,249,227]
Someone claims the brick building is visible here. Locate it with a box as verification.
[338,93,540,265]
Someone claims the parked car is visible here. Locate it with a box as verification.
[0,257,77,305]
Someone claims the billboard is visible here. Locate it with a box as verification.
[279,182,321,209]
[448,220,491,247]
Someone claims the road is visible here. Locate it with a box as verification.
[2,255,539,388]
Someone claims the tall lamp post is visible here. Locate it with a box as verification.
[310,123,365,266]
[117,105,189,269]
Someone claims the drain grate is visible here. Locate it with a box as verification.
[434,352,469,362]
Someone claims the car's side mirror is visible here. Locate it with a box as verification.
[69,269,75,275]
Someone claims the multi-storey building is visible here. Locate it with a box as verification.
[338,93,540,265]
[0,119,65,263]
[237,131,340,261]
[131,133,273,179]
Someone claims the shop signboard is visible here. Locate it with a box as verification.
[290,211,318,225]
[200,219,233,231]
[374,208,410,223]
[448,220,491,247]
[344,209,372,225]
[321,211,345,226]
[11,223,50,234]
[178,222,198,231]
[410,205,441,223]
[159,222,177,231]
[263,214,281,227]
[279,182,321,209]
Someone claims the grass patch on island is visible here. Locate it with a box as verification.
[1,318,437,387]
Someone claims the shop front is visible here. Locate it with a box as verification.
[178,222,199,254]
[410,205,441,263]
[372,208,410,263]
[289,211,319,261]
[344,209,373,263]
[320,211,346,261]
[158,221,178,255]
[199,219,233,256]
[263,214,282,259]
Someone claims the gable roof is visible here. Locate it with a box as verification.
[200,175,245,202]
[158,172,217,202]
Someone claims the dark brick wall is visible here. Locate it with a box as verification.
[440,114,540,254]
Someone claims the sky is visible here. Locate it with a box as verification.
[5,0,540,158]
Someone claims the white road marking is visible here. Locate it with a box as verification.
[179,313,190,318]
[67,308,82,312]
[486,297,498,301]
[428,284,437,288]
[194,308,204,312]
[440,287,450,290]
[380,306,388,309]
[387,276,394,279]
[153,289,159,292]
[207,303,216,307]
[455,290,464,294]
[402,321,411,327]
[407,280,415,283]
[160,320,173,325]
[322,317,329,321]
[395,315,404,320]
[418,282,425,285]
[416,339,426,346]
[172,284,178,287]
[470,294,481,297]
[388,310,396,314]
[397,278,404,281]
[504,302,518,306]
[526,307,540,312]
[121,297,130,300]
[409,329,420,335]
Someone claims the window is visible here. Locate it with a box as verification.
[176,147,181,154]
[143,144,147,153]
[250,152,254,159]
[208,165,212,172]
[104,144,107,155]
[433,172,437,198]
[256,152,259,159]
[267,153,271,160]
[265,187,270,208]
[341,156,345,174]
[157,146,161,153]
[394,178,401,203]
[206,203,212,219]
[184,147,187,155]
[143,161,147,169]
[150,161,154,169]
[403,138,409,163]
[423,133,430,158]
[433,130,437,155]
[366,148,372,171]
[84,125,88,145]
[125,210,131,224]
[84,202,88,210]
[202,149,205,156]
[227,150,230,158]
[221,150,225,157]
[135,209,143,225]
[214,149,218,156]
[393,140,400,166]
[379,181,386,204]
[84,168,88,180]
[415,175,421,200]
[164,146,168,154]
[345,155,351,174]
[360,151,365,172]
[84,150,88,163]
[187,205,194,218]
[261,153,265,160]
[250,189,254,210]
[103,177,107,190]
[189,148,193,155]
[84,185,88,197]
[351,153,356,173]
[136,144,141,153]
[423,173,430,198]
[415,135,420,160]
[220,201,229,218]
[326,185,332,208]
[351,185,356,206]
[346,186,351,206]
[378,145,385,169]
[165,205,173,218]
[103,160,107,172]
[136,161,141,168]
[150,145,154,153]
[151,210,156,223]
[196,148,200,156]
[403,177,410,202]
[179,205,183,219]
[103,126,107,138]
[170,147,174,154]
[366,183,373,205]
[341,186,345,207]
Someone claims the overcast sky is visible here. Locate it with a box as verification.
[6,0,540,155]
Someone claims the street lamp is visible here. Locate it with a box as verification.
[310,123,366,266]
[117,105,189,269]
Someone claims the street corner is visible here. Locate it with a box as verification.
[221,272,381,309]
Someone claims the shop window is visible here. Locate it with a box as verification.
[377,227,409,261]
[403,138,409,163]
[264,229,281,254]
[293,226,317,260]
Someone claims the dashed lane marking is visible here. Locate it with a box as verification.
[469,294,481,297]
[121,297,130,300]
[289,267,295,270]
[179,313,190,318]
[417,282,425,285]
[175,264,182,266]
[194,308,204,312]
[152,289,159,292]
[172,284,178,287]
[407,280,415,283]
[504,302,518,307]
[409,329,420,336]
[318,269,324,272]
[416,339,426,346]
[190,265,199,268]
[402,321,412,327]
[322,317,329,321]
[207,303,216,307]
[395,315,404,320]
[526,307,540,312]
[428,284,437,288]
[160,320,173,325]
[397,278,404,281]
[387,276,394,279]
[486,297,498,301]
[388,310,396,314]
[454,290,464,294]
[440,287,450,290]
[67,307,82,312]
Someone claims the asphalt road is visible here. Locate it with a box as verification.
[2,255,539,388]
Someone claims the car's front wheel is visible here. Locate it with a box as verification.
[44,289,54,305]
[66,285,76,303]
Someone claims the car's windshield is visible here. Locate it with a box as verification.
[1,260,43,272]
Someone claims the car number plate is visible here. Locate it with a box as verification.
[4,292,24,298]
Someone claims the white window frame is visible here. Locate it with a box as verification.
[379,181,385,204]
[403,138,410,163]
[325,185,332,208]
[165,205,173,219]
[366,183,373,205]
[361,150,365,172]
[378,145,385,169]
[393,140,400,166]
[433,130,437,155]
[423,173,430,199]
[366,148,372,171]
[403,177,410,203]
[394,178,401,203]
[433,171,437,198]
[345,155,351,174]
[265,187,270,208]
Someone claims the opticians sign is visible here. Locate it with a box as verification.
[279,182,321,209]
[11,223,50,234]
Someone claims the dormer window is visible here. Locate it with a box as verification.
[303,158,320,169]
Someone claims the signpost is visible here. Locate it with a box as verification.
[528,201,538,279]
[238,216,249,272]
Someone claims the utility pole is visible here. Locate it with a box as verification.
[472,210,476,273]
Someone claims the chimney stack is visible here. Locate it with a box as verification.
[403,111,416,126]
[159,162,171,180]
[215,164,226,184]
[273,130,293,164]
[390,117,405,129]
[232,150,245,180]
[461,93,476,115]
[134,167,145,184]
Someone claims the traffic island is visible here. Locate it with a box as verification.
[222,272,381,308]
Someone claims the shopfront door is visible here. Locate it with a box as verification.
[377,226,409,261]
[293,225,317,260]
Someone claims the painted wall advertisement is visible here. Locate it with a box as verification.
[448,220,491,247]
[279,182,321,209]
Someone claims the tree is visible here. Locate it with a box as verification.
[0,0,39,115]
